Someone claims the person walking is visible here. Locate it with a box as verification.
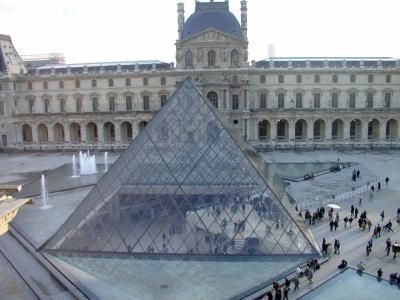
[349,216,353,227]
[283,287,289,300]
[355,207,359,219]
[351,205,354,217]
[377,268,383,279]
[359,196,363,206]
[380,211,385,222]
[344,216,348,229]
[386,238,391,256]
[385,177,390,185]
[291,277,299,291]
[307,267,313,284]
[336,239,341,255]
[378,182,381,190]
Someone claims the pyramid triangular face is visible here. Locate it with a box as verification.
[45,81,319,257]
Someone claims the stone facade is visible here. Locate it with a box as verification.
[0,1,399,151]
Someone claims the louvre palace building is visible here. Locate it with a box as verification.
[0,0,399,151]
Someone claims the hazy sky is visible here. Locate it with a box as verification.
[1,0,399,64]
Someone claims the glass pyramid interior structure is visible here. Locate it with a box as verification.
[45,80,319,258]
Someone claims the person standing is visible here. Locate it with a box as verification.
[385,177,390,185]
[359,196,363,206]
[386,238,392,256]
[380,211,385,222]
[283,287,289,300]
[355,207,359,219]
[344,216,348,229]
[378,182,381,190]
[336,239,341,254]
[351,205,354,217]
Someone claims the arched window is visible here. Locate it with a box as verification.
[208,50,216,66]
[207,91,218,108]
[185,50,193,67]
[231,49,239,66]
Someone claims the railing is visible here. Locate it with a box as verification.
[291,176,385,212]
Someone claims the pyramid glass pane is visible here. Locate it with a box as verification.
[45,81,319,258]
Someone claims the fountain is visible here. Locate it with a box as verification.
[40,174,52,209]
[104,152,108,172]
[79,151,97,175]
[71,154,79,177]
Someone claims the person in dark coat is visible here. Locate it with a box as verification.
[385,177,389,185]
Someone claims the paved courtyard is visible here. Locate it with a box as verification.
[0,150,399,299]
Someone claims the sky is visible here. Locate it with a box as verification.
[1,0,399,64]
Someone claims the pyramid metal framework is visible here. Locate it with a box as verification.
[45,80,319,257]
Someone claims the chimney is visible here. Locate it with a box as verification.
[240,1,248,39]
[177,2,185,40]
[268,44,276,58]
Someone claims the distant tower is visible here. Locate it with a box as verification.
[240,0,248,40]
[177,2,185,40]
[0,34,26,75]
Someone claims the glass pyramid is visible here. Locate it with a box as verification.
[45,80,319,257]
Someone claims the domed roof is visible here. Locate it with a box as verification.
[182,1,242,40]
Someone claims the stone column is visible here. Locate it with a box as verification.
[97,122,104,143]
[48,124,54,143]
[115,122,121,145]
[361,120,369,141]
[32,124,38,144]
[270,120,277,140]
[379,120,386,141]
[307,121,314,140]
[288,120,295,141]
[325,120,332,140]
[64,123,71,143]
[80,123,87,143]
[343,120,350,140]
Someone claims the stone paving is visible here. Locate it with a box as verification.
[0,150,400,299]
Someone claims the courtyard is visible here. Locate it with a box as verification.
[0,149,400,299]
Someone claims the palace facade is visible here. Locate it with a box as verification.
[0,0,399,151]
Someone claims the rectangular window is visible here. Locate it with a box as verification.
[295,93,302,108]
[368,75,374,83]
[384,93,391,108]
[59,81,64,89]
[109,97,116,111]
[44,99,50,113]
[60,98,66,112]
[125,78,131,87]
[43,81,48,90]
[314,74,320,83]
[314,93,320,108]
[143,96,150,110]
[28,82,32,90]
[161,77,166,86]
[92,97,99,111]
[386,74,391,83]
[143,78,148,86]
[331,93,338,108]
[350,75,356,83]
[366,93,373,108]
[232,95,239,110]
[259,93,267,109]
[75,80,80,88]
[0,83,2,91]
[29,99,34,113]
[0,101,4,115]
[349,93,356,108]
[92,79,97,88]
[126,96,133,111]
[278,93,285,108]
[296,75,302,83]
[278,75,284,84]
[76,98,82,112]
[108,79,114,87]
[160,95,168,107]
